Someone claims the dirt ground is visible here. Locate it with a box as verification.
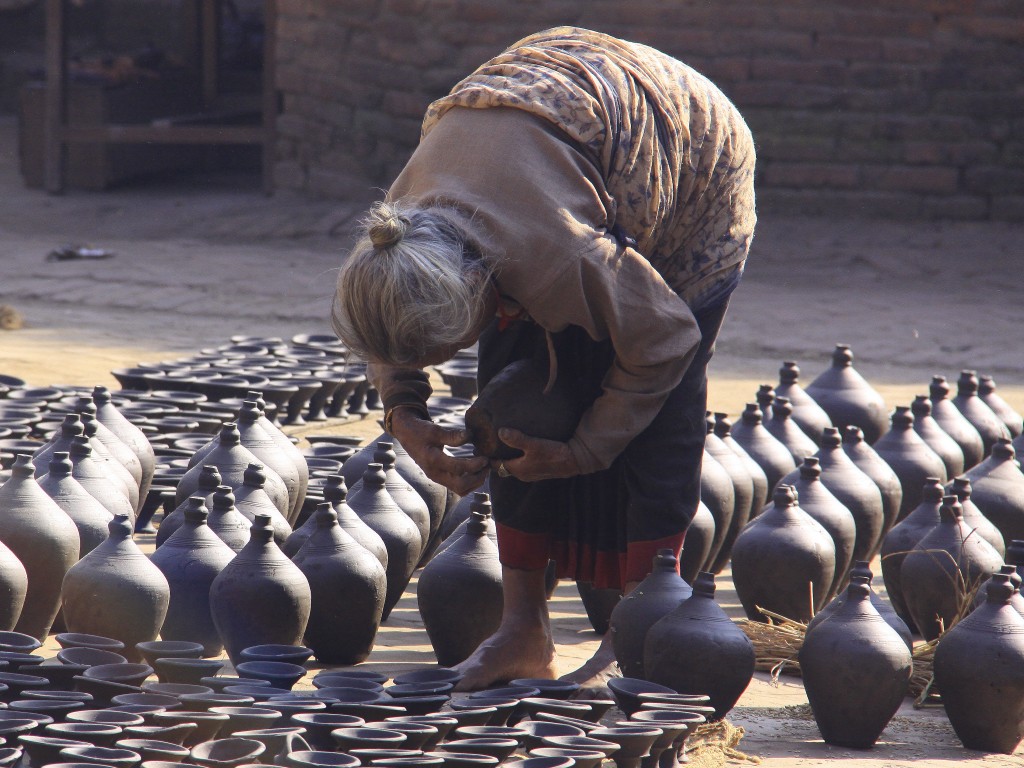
[2,113,1024,765]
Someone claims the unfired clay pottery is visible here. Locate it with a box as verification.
[764,398,818,467]
[949,476,1005,558]
[871,406,947,521]
[929,376,984,470]
[233,464,292,547]
[961,439,1024,547]
[206,487,251,553]
[38,451,112,557]
[910,395,965,479]
[705,419,754,574]
[69,436,135,521]
[952,370,1011,457]
[92,386,156,512]
[841,426,903,552]
[349,443,429,560]
[803,345,888,444]
[978,375,1023,438]
[714,414,768,514]
[806,561,913,650]
[728,404,795,495]
[677,503,714,585]
[698,450,733,573]
[774,361,832,445]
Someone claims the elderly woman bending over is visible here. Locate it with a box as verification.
[333,27,756,691]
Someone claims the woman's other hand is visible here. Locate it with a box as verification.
[389,407,489,495]
[492,428,581,482]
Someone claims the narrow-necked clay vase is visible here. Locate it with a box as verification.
[952,370,1011,457]
[417,496,503,667]
[764,398,818,468]
[929,376,984,471]
[972,564,1024,616]
[842,426,903,551]
[347,463,421,621]
[787,458,856,601]
[233,464,292,547]
[806,561,913,650]
[79,406,140,513]
[731,485,836,622]
[32,413,85,478]
[150,499,236,658]
[961,439,1024,547]
[0,530,27,632]
[93,386,156,510]
[209,513,312,665]
[245,391,310,526]
[728,404,795,495]
[156,465,222,548]
[949,476,1006,558]
[871,406,947,522]
[756,384,775,424]
[609,550,692,679]
[933,573,1024,754]
[0,453,79,639]
[38,452,112,557]
[799,580,911,748]
[698,450,733,573]
[1007,538,1024,579]
[62,514,170,660]
[293,503,386,665]
[774,361,832,445]
[320,475,388,569]
[644,572,755,720]
[206,487,252,553]
[900,496,1002,641]
[910,396,965,480]
[803,345,888,444]
[978,375,1023,439]
[232,400,303,523]
[705,419,754,574]
[69,435,135,521]
[879,477,944,633]
[714,414,769,514]
[677,503,715,585]
[349,444,429,560]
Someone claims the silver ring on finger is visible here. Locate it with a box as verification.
[497,461,511,478]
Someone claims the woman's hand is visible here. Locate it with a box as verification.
[389,407,490,495]
[491,428,581,482]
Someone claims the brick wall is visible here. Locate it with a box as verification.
[275,0,1024,220]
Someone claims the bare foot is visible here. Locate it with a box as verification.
[560,633,621,698]
[453,623,558,691]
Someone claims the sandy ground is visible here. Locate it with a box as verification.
[2,113,1024,765]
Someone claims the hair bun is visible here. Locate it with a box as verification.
[368,202,408,249]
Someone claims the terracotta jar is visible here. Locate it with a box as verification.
[910,395,965,479]
[209,513,312,666]
[933,573,1024,754]
[349,443,430,560]
[346,463,421,620]
[952,370,1011,457]
[978,375,1023,439]
[233,463,293,547]
[644,572,756,720]
[150,498,236,657]
[609,549,692,678]
[61,513,170,660]
[156,465,221,547]
[699,450,734,573]
[879,477,944,633]
[764,397,818,467]
[92,386,156,508]
[871,406,947,522]
[842,426,903,550]
[293,503,386,665]
[774,361,832,445]
[929,376,984,470]
[803,344,888,444]
[799,580,912,748]
[730,485,836,622]
[705,419,754,574]
[900,496,1002,641]
[678,502,715,585]
[0,453,79,639]
[949,476,1006,558]
[714,414,769,514]
[728,403,796,496]
[38,451,112,557]
[417,496,503,666]
[961,439,1024,547]
[206,486,253,553]
[807,561,913,650]
[68,435,135,521]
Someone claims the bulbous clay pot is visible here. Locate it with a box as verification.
[61,514,170,660]
[79,406,140,513]
[978,375,1023,439]
[230,400,303,523]
[0,530,27,632]
[245,391,309,526]
[803,345,888,444]
[788,458,856,601]
[929,376,984,471]
[705,422,754,574]
[38,451,112,557]
[807,561,913,650]
[841,426,903,553]
[764,398,818,468]
[349,443,429,561]
[972,564,1024,616]
[233,464,292,547]
[347,463,421,621]
[209,513,312,666]
[206,486,253,553]
[644,572,755,720]
[157,465,221,547]
[32,413,85,478]
[900,496,1002,641]
[879,477,944,633]
[910,396,965,480]
[731,485,836,622]
[728,404,795,496]
[774,361,832,445]
[150,499,236,657]
[609,549,692,679]
[933,574,1024,754]
[949,476,1006,558]
[714,414,769,514]
[756,383,775,423]
[678,503,715,585]
[93,386,156,511]
[961,439,1024,547]
[294,503,386,665]
[698,450,734,573]
[68,435,135,521]
[417,495,503,666]
[318,476,386,571]
[799,580,912,749]
[0,454,79,638]
[871,407,947,522]
[952,370,1011,457]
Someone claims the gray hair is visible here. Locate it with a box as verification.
[332,200,492,366]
